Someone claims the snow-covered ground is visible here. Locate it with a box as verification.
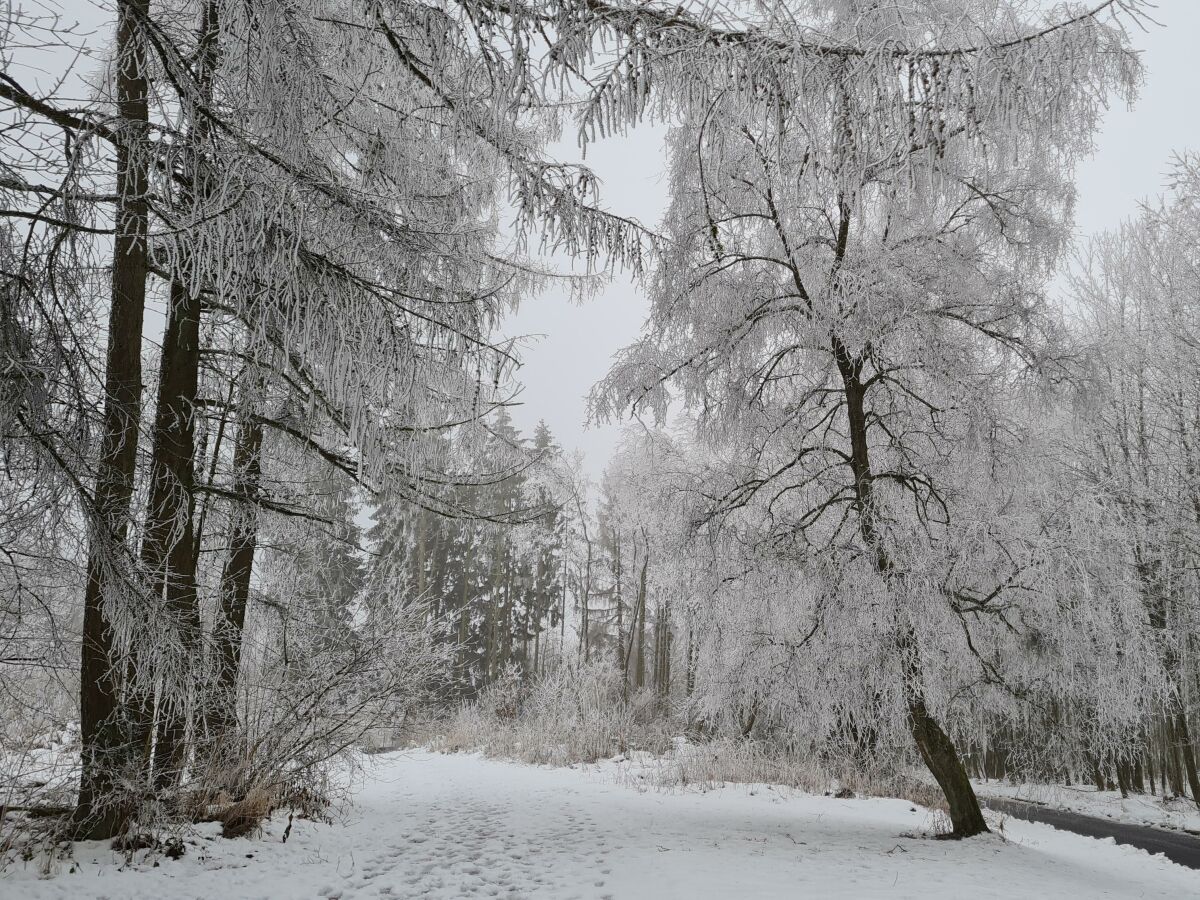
[1,725,79,809]
[4,750,1198,899]
[972,777,1200,834]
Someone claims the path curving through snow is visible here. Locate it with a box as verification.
[5,750,1199,899]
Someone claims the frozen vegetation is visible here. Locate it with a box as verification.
[3,0,1200,897]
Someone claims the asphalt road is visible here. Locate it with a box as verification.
[982,797,1200,870]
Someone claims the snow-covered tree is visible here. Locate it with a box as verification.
[592,0,1146,836]
[1070,156,1200,804]
[0,0,651,837]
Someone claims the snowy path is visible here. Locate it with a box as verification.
[5,750,1200,899]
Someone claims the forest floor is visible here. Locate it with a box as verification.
[4,750,1199,899]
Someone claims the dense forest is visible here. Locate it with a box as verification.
[3,0,1199,885]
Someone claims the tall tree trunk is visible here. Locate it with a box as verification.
[614,535,624,673]
[635,546,648,691]
[192,377,234,559]
[209,412,262,746]
[836,334,987,838]
[576,564,585,662]
[1141,554,1200,807]
[559,570,567,662]
[501,548,514,671]
[137,277,202,790]
[139,0,220,791]
[1173,709,1200,807]
[482,536,505,685]
[659,602,672,706]
[686,625,696,698]
[652,603,664,696]
[458,538,474,694]
[429,516,448,622]
[73,0,151,840]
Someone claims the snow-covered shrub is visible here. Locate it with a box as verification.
[635,737,948,812]
[437,660,675,765]
[476,664,525,722]
[186,590,449,836]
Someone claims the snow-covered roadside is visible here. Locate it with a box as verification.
[4,750,1197,899]
[972,777,1200,835]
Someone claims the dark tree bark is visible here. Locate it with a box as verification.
[1141,555,1200,808]
[129,0,220,792]
[457,541,474,693]
[835,329,988,838]
[1173,709,1200,808]
[209,412,263,743]
[659,603,672,704]
[904,654,989,836]
[148,0,221,789]
[73,0,151,841]
[635,541,648,691]
[685,626,696,698]
[140,277,202,788]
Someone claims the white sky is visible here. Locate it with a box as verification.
[502,0,1200,478]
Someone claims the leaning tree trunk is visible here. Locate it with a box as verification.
[73,0,151,841]
[900,632,989,836]
[836,334,987,838]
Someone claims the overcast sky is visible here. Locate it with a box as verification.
[503,0,1200,478]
